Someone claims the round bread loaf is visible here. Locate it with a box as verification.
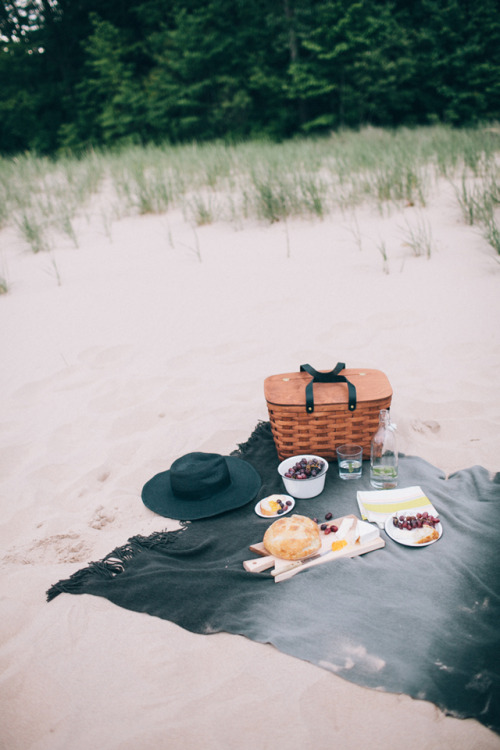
[263,514,321,560]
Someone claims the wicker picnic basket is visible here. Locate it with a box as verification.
[264,363,392,460]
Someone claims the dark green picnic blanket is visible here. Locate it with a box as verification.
[47,421,500,735]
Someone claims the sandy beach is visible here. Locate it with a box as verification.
[1,173,499,749]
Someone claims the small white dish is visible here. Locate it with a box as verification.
[385,513,442,547]
[254,495,295,518]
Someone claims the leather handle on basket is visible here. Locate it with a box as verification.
[300,363,357,414]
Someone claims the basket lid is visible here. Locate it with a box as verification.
[264,368,392,407]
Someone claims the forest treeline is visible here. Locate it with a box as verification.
[1,0,500,155]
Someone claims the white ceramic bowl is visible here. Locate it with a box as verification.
[277,454,329,499]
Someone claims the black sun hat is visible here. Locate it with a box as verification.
[141,452,261,520]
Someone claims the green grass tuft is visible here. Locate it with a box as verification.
[1,124,500,256]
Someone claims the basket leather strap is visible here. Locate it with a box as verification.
[300,363,357,414]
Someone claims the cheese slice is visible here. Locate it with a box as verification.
[334,517,380,547]
[331,539,348,552]
[356,519,380,545]
[335,517,358,546]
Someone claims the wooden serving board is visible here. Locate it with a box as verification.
[244,514,385,583]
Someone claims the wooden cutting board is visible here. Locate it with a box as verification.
[244,514,385,582]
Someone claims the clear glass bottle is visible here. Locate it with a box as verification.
[370,409,398,489]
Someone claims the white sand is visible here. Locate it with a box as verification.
[1,180,500,749]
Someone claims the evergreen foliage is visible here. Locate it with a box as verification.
[1,0,499,154]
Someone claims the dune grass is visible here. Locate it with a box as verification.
[1,125,499,260]
[400,212,434,258]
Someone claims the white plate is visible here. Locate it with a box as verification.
[254,495,295,518]
[385,513,442,547]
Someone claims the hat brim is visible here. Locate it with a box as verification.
[141,456,261,520]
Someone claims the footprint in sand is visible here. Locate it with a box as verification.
[410,418,440,434]
[62,464,115,501]
[3,533,92,565]
[89,505,115,530]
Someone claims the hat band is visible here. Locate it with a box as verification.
[173,472,231,501]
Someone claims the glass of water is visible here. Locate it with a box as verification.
[336,444,363,480]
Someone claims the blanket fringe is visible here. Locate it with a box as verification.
[231,420,273,458]
[46,528,185,602]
